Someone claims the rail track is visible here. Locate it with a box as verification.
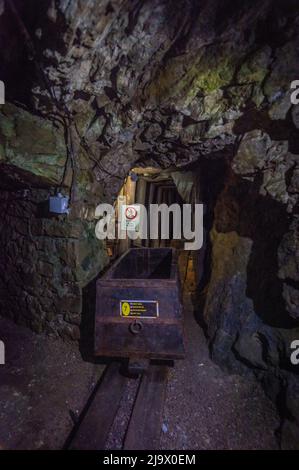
[65,361,170,450]
[64,251,191,450]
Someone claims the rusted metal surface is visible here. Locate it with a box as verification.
[95,248,185,360]
[124,365,169,450]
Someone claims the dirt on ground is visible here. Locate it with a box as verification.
[0,292,280,450]
[0,317,104,450]
[159,293,280,450]
[102,291,280,450]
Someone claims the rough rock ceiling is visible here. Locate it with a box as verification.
[1,0,298,202]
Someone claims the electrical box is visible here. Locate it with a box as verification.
[49,193,69,214]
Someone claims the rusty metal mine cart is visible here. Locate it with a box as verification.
[95,248,185,361]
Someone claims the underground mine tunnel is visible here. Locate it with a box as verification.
[0,0,298,455]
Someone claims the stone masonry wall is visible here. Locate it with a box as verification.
[0,188,107,339]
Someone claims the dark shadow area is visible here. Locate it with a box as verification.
[111,248,173,280]
[187,152,297,332]
[213,170,296,329]
[79,261,125,365]
[0,0,67,109]
[233,102,299,153]
[79,276,98,363]
[189,156,230,332]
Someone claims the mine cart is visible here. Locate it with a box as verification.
[95,248,185,360]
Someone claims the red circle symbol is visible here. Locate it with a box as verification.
[125,206,137,220]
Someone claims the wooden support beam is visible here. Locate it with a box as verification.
[67,362,127,450]
[124,365,169,450]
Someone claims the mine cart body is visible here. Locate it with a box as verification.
[95,248,185,360]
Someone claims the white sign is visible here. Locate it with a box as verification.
[120,204,141,231]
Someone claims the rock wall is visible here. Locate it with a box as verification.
[0,185,107,339]
[0,100,108,339]
[202,155,299,447]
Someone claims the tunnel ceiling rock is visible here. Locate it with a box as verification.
[0,0,298,200]
[233,130,299,211]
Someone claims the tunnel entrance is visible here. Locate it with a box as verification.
[90,165,207,365]
[106,167,188,258]
[81,165,204,366]
[104,165,203,297]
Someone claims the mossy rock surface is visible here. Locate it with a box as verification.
[0,104,67,185]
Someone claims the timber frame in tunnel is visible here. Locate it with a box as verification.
[107,167,198,256]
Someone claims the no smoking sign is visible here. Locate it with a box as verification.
[120,205,141,231]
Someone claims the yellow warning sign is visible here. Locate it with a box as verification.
[121,302,131,316]
[120,300,159,318]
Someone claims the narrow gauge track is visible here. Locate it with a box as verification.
[65,362,169,450]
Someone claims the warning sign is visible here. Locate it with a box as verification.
[120,205,140,231]
[120,300,159,318]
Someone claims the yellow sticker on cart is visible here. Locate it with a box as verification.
[121,302,131,316]
[120,300,159,318]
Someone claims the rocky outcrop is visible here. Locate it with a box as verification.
[202,165,299,447]
[0,103,66,186]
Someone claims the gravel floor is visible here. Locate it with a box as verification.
[0,317,104,450]
[101,288,280,450]
[159,293,280,450]
[0,292,280,450]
